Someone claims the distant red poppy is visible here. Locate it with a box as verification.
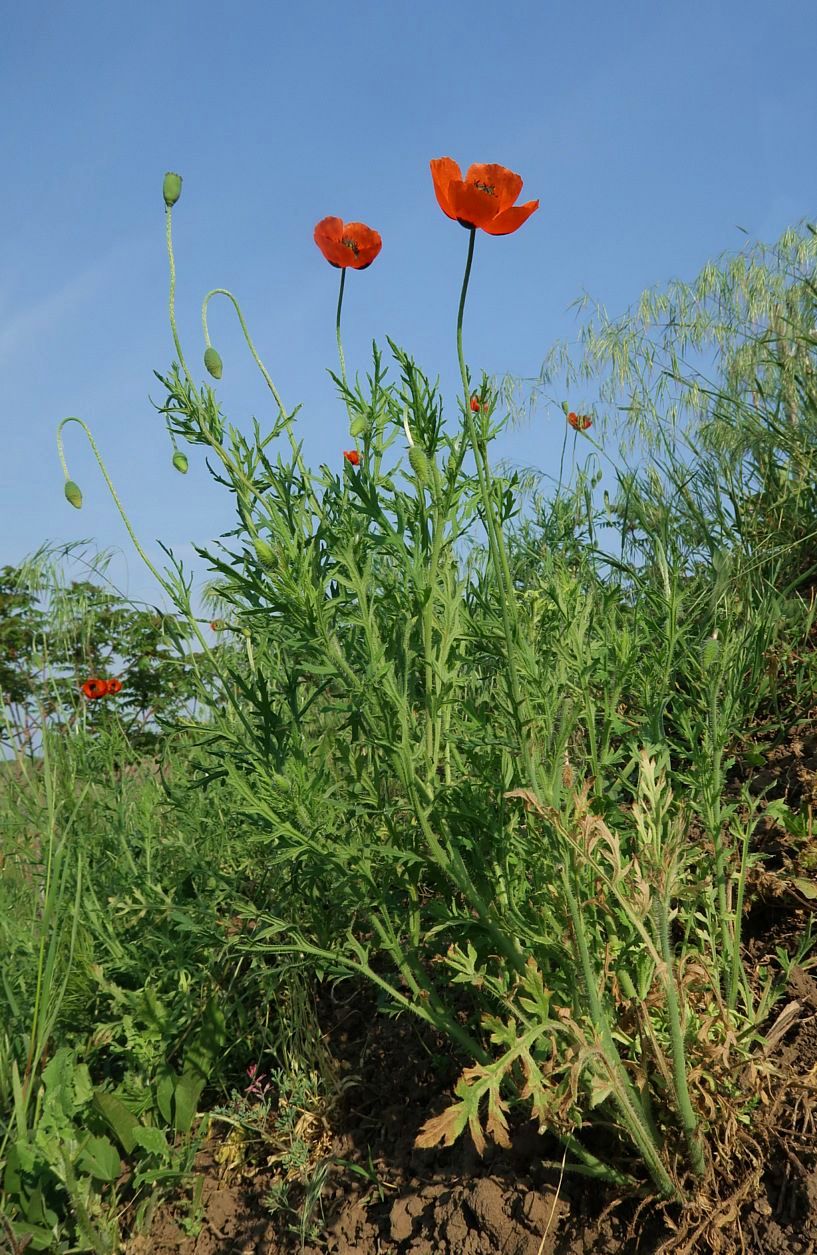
[430,159,539,235]
[106,677,122,695]
[81,677,108,700]
[343,449,361,466]
[314,218,382,270]
[470,395,487,413]
[567,412,592,431]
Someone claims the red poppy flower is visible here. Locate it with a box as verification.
[430,159,539,235]
[106,677,122,695]
[470,395,486,413]
[567,412,592,431]
[343,449,361,466]
[314,218,382,270]
[81,677,108,700]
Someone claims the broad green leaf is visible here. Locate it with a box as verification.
[173,1069,205,1135]
[94,1090,140,1154]
[77,1134,121,1182]
[132,1125,170,1157]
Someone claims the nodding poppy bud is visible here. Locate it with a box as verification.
[343,450,361,467]
[408,446,432,486]
[204,346,223,380]
[163,172,183,207]
[64,481,83,509]
[253,538,276,568]
[172,451,189,474]
[349,415,367,438]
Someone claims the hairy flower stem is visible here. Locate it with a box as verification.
[560,866,679,1199]
[56,419,257,745]
[165,205,194,390]
[707,668,732,992]
[455,229,537,786]
[653,899,707,1176]
[336,268,348,390]
[201,288,322,517]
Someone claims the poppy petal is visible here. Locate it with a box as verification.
[446,180,503,230]
[430,157,462,220]
[341,222,382,269]
[480,200,539,236]
[464,163,523,214]
[314,217,348,267]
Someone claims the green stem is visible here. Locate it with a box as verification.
[55,419,257,747]
[455,229,536,785]
[336,268,348,390]
[456,229,476,401]
[561,865,679,1199]
[653,899,707,1176]
[165,206,194,389]
[202,288,286,414]
[57,419,167,589]
[201,288,321,516]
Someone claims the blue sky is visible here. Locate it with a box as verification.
[2,1,816,607]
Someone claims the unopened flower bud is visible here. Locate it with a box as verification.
[253,538,276,568]
[349,414,367,438]
[408,446,432,486]
[64,480,83,509]
[204,346,223,380]
[163,172,183,207]
[172,451,189,474]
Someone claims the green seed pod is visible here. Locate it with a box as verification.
[408,446,432,486]
[204,346,223,380]
[172,450,189,474]
[64,480,83,509]
[253,538,276,568]
[349,414,367,438]
[163,172,183,207]
[701,635,721,673]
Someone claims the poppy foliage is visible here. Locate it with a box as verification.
[314,218,382,270]
[430,159,539,235]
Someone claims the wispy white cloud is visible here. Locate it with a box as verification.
[0,240,142,367]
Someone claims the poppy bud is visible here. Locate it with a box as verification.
[172,451,189,474]
[349,415,367,438]
[64,480,83,509]
[163,172,183,207]
[408,446,432,486]
[253,538,276,568]
[701,635,721,673]
[343,450,361,467]
[204,346,223,380]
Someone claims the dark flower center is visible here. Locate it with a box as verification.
[342,236,360,255]
[474,181,496,196]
